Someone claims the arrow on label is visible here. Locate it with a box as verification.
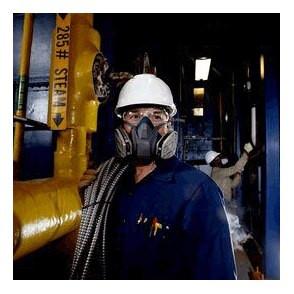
[53,113,64,127]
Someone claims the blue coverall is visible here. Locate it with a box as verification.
[107,156,237,279]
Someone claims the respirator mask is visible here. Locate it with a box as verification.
[221,158,228,165]
[115,116,178,164]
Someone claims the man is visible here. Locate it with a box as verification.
[71,74,236,280]
[205,144,254,274]
[205,143,253,213]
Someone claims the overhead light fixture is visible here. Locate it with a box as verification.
[193,87,205,98]
[193,88,204,117]
[193,87,205,104]
[192,107,204,116]
[195,57,211,81]
[260,54,265,80]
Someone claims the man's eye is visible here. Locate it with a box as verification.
[131,114,140,120]
[153,115,162,121]
[127,113,140,121]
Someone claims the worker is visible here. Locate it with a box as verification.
[71,74,236,280]
[205,144,254,254]
[205,143,253,213]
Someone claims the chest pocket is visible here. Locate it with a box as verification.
[135,212,172,241]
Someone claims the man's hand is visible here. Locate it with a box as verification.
[244,142,254,154]
[78,169,98,190]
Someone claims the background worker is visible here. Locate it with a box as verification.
[205,142,253,215]
[205,144,254,279]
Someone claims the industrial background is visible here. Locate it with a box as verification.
[13,13,280,279]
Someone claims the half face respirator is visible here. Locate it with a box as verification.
[221,158,229,165]
[114,116,178,164]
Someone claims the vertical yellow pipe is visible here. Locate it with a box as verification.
[13,13,34,178]
[19,14,34,77]
[50,13,101,179]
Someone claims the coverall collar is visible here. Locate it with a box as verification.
[151,156,179,182]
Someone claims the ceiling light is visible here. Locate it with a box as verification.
[195,58,211,81]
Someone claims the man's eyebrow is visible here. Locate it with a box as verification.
[128,109,140,113]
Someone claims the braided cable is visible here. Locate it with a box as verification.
[80,161,122,279]
[99,163,129,279]
[70,158,115,278]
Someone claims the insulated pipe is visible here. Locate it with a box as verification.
[13,13,34,179]
[13,178,82,260]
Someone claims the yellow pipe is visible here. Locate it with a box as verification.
[14,14,34,178]
[19,14,34,77]
[13,178,81,260]
[49,13,101,179]
[13,14,101,260]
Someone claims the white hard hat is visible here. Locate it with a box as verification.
[115,74,177,117]
[205,150,221,164]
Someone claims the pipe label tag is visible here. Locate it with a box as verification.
[49,13,71,129]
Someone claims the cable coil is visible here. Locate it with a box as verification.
[70,157,130,279]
